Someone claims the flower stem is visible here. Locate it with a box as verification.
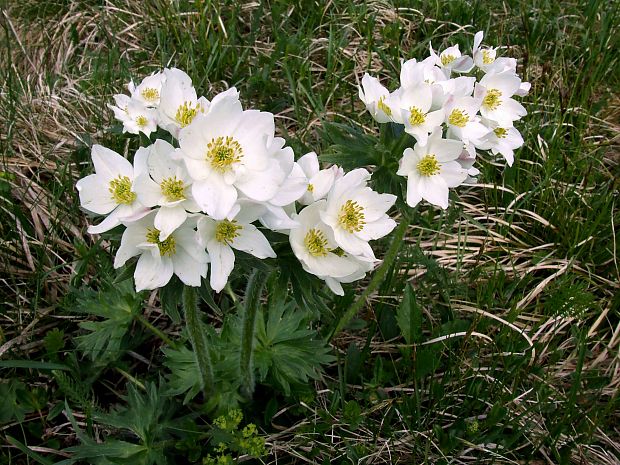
[328,218,409,341]
[135,313,175,347]
[240,269,268,399]
[183,286,214,394]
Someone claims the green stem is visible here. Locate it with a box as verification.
[183,286,214,394]
[240,270,268,399]
[329,218,409,341]
[135,313,175,347]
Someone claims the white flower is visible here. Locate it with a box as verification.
[157,68,209,137]
[197,206,276,292]
[358,73,398,123]
[178,95,287,220]
[475,71,527,126]
[321,169,396,259]
[397,129,468,209]
[297,151,340,205]
[457,142,481,183]
[430,43,474,73]
[76,145,148,234]
[108,97,158,136]
[400,56,449,110]
[114,211,208,291]
[290,200,367,294]
[133,139,200,240]
[128,71,166,107]
[444,96,490,145]
[396,83,444,145]
[472,31,499,72]
[477,118,524,166]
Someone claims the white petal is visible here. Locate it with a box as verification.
[309,168,336,201]
[87,208,122,234]
[236,162,285,202]
[134,174,162,207]
[333,228,375,259]
[357,217,397,241]
[172,249,207,287]
[230,224,276,259]
[324,277,344,296]
[192,177,237,220]
[440,162,468,188]
[76,174,116,214]
[406,175,423,207]
[114,226,145,268]
[419,175,449,209]
[92,145,133,181]
[297,151,319,177]
[155,206,187,240]
[207,239,235,292]
[134,253,174,291]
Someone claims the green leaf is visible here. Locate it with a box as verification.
[6,436,53,465]
[162,345,202,404]
[253,299,335,396]
[0,360,69,370]
[72,280,143,364]
[396,284,423,344]
[0,380,34,423]
[158,276,183,323]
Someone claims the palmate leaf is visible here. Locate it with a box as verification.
[72,280,143,364]
[253,300,335,396]
[67,382,191,465]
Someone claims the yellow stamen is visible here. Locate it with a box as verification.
[304,228,329,257]
[417,154,441,177]
[482,89,502,111]
[408,107,426,126]
[146,228,176,256]
[175,101,203,127]
[441,54,456,66]
[141,87,160,102]
[307,183,314,192]
[338,200,365,233]
[494,127,507,139]
[136,115,148,128]
[482,50,494,65]
[215,219,242,244]
[206,136,243,173]
[377,96,392,116]
[160,176,185,202]
[448,109,469,127]
[109,175,136,205]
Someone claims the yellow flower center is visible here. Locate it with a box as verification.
[146,228,176,257]
[448,109,469,127]
[338,200,365,233]
[160,176,186,202]
[307,183,314,192]
[304,228,329,257]
[136,115,148,128]
[417,154,441,177]
[494,127,507,139]
[206,136,243,173]
[141,87,160,102]
[408,107,426,126]
[377,96,392,116]
[482,50,495,65]
[482,89,502,111]
[175,101,203,127]
[441,54,456,66]
[108,175,136,205]
[215,219,242,244]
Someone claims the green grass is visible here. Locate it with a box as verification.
[1,0,619,464]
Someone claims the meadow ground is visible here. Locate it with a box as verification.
[0,1,619,464]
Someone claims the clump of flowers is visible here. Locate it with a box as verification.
[77,68,395,294]
[360,31,529,208]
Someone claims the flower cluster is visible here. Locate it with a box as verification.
[359,31,529,209]
[77,68,395,294]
